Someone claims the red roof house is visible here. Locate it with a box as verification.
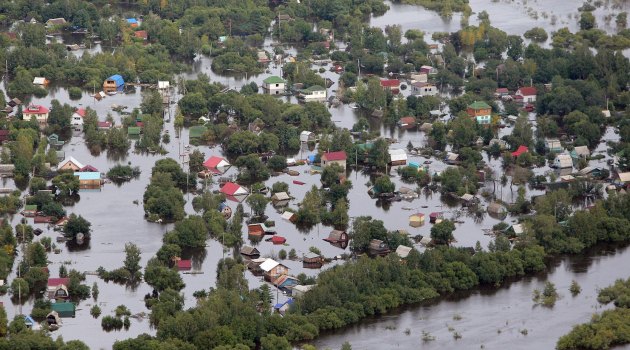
[203,156,230,169]
[79,165,99,172]
[321,151,348,170]
[75,108,86,118]
[511,145,529,157]
[220,182,248,196]
[177,259,191,271]
[516,87,537,103]
[48,278,70,288]
[398,116,416,127]
[98,121,112,129]
[495,88,509,96]
[380,79,401,94]
[134,30,148,40]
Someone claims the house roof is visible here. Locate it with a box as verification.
[46,18,66,25]
[220,182,248,196]
[573,146,590,157]
[271,236,286,244]
[59,157,84,170]
[399,116,416,125]
[292,284,315,293]
[304,252,321,259]
[617,172,630,182]
[389,149,407,162]
[263,76,285,84]
[24,105,49,115]
[79,165,98,172]
[177,259,191,269]
[260,258,280,272]
[411,82,435,88]
[33,77,47,85]
[74,172,101,181]
[105,75,124,86]
[511,145,529,157]
[395,245,413,258]
[127,126,141,135]
[48,278,70,287]
[134,30,147,39]
[517,86,537,96]
[281,211,296,221]
[461,193,475,201]
[303,85,325,92]
[74,108,86,118]
[98,121,112,128]
[511,224,524,234]
[380,79,400,87]
[24,204,38,212]
[496,88,509,93]
[272,192,290,201]
[126,18,138,24]
[322,151,347,162]
[468,101,491,110]
[51,302,75,313]
[203,156,230,169]
[158,81,170,89]
[555,154,573,168]
[240,246,259,255]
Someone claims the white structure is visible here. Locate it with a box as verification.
[71,108,86,130]
[300,130,315,143]
[411,82,438,96]
[262,76,286,95]
[515,87,537,103]
[410,73,428,83]
[554,154,573,169]
[573,146,590,159]
[388,149,407,166]
[291,284,315,298]
[395,245,413,258]
[157,81,170,90]
[33,77,47,86]
[299,85,327,102]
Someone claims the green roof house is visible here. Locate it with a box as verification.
[51,302,75,317]
[262,76,286,95]
[466,101,492,125]
[23,204,38,217]
[299,85,326,102]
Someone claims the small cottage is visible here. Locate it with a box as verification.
[554,154,573,169]
[409,213,425,227]
[51,302,75,318]
[516,86,537,103]
[103,75,124,91]
[52,284,69,299]
[398,116,416,127]
[74,172,102,189]
[247,223,275,237]
[240,246,260,257]
[614,172,630,186]
[281,211,297,222]
[71,108,86,130]
[445,152,459,165]
[380,79,401,94]
[220,182,249,198]
[291,284,315,298]
[303,252,324,268]
[388,149,407,166]
[271,192,290,205]
[466,101,492,125]
[58,157,84,171]
[299,85,327,102]
[33,77,49,86]
[260,258,288,282]
[46,311,61,326]
[419,65,438,75]
[545,139,563,153]
[203,156,230,170]
[321,151,347,170]
[429,212,443,224]
[571,146,590,160]
[262,76,286,95]
[395,245,413,259]
[23,105,50,126]
[369,239,390,256]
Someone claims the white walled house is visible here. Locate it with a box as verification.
[262,76,286,95]
[411,82,438,96]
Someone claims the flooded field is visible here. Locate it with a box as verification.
[0,0,627,348]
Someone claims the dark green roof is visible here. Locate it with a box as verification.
[468,101,491,110]
[51,302,75,317]
[263,76,285,84]
[24,204,37,211]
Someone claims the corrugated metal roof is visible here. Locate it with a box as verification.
[74,172,101,180]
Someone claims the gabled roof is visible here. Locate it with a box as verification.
[105,75,124,87]
[380,79,400,87]
[220,182,248,196]
[59,157,84,170]
[48,278,70,287]
[573,146,590,157]
[398,116,416,125]
[322,151,347,162]
[134,30,147,39]
[79,165,98,172]
[46,18,66,25]
[24,105,49,115]
[496,88,509,93]
[74,108,86,118]
[389,149,407,162]
[395,245,413,258]
[616,172,630,182]
[203,156,230,169]
[517,86,537,96]
[468,101,491,110]
[263,76,285,84]
[177,259,191,270]
[260,258,280,272]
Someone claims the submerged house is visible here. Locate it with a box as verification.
[51,302,75,318]
[23,105,50,126]
[321,151,347,170]
[262,76,286,95]
[74,172,102,189]
[409,213,425,227]
[467,101,492,125]
[103,75,124,91]
[369,239,390,256]
[240,246,260,257]
[302,252,324,268]
[260,258,288,282]
[220,182,249,201]
[203,156,230,171]
[554,154,573,169]
[58,157,84,172]
[395,245,413,259]
[47,278,70,298]
[299,85,327,102]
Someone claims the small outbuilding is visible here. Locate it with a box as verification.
[303,252,324,268]
[51,302,75,318]
[240,246,260,257]
[103,75,124,91]
[409,213,425,227]
[369,239,390,256]
[395,245,413,258]
[554,154,573,169]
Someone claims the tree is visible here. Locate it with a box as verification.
[47,100,73,132]
[189,149,205,173]
[144,258,185,291]
[267,155,287,172]
[64,214,92,240]
[260,334,291,350]
[123,243,142,278]
[506,35,523,60]
[246,194,268,218]
[321,163,345,188]
[374,176,395,194]
[235,154,269,184]
[579,12,596,30]
[431,220,456,245]
[52,173,80,196]
[524,27,548,42]
[141,90,164,116]
[11,278,29,300]
[164,216,208,249]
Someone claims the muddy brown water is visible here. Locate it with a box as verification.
[0,1,627,348]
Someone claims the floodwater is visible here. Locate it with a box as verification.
[0,0,627,349]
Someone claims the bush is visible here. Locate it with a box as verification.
[278,249,287,260]
[90,305,101,318]
[101,315,123,331]
[68,87,82,100]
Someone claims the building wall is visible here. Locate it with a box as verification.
[322,159,346,170]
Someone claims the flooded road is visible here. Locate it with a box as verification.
[0,0,628,348]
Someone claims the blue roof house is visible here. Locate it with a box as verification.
[126,18,138,25]
[103,75,125,90]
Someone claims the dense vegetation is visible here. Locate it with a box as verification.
[557,277,630,350]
